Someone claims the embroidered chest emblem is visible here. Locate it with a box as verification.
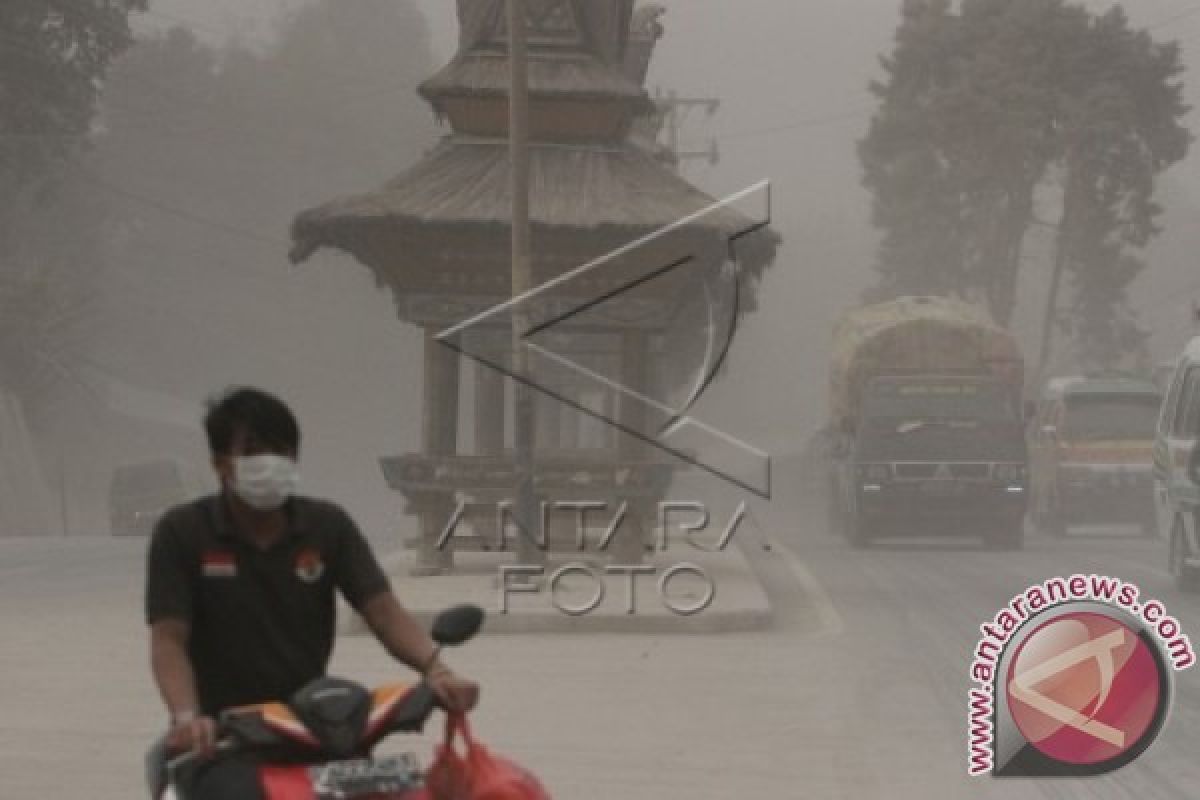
[295,548,325,583]
[201,550,237,578]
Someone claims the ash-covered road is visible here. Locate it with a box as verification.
[2,496,1198,799]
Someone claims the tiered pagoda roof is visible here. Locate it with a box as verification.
[288,0,777,294]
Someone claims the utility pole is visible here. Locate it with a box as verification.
[1035,156,1077,390]
[508,0,541,566]
[59,452,69,537]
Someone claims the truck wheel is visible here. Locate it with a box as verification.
[1140,516,1158,539]
[825,477,843,537]
[847,514,873,548]
[1169,518,1200,593]
[985,523,1024,551]
[1037,497,1067,539]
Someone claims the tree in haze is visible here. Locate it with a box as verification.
[92,0,436,293]
[96,0,436,239]
[83,0,436,393]
[0,0,144,187]
[858,0,970,303]
[859,0,1189,372]
[0,0,143,409]
[1050,7,1190,371]
[79,0,436,421]
[0,1,144,532]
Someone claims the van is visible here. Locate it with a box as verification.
[1029,374,1161,537]
[1154,337,1200,590]
[109,459,188,536]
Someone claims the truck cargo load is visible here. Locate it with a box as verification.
[825,295,1029,549]
[829,296,1023,431]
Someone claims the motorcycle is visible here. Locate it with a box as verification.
[146,604,485,800]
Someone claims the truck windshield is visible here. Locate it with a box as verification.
[856,379,1024,460]
[861,379,1016,426]
[1061,394,1161,441]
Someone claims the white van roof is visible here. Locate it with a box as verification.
[1186,335,1200,363]
[1040,375,1083,400]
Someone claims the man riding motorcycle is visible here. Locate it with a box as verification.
[145,387,479,799]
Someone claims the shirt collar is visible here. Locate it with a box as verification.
[209,492,310,543]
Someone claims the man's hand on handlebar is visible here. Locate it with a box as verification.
[427,664,480,713]
[166,713,219,760]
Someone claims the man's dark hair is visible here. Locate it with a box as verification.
[204,387,301,456]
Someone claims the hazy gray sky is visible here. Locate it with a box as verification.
[93,0,1200,534]
[126,0,1200,440]
[141,0,459,55]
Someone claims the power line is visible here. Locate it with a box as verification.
[98,256,411,371]
[134,4,421,90]
[711,1,1200,148]
[136,6,239,41]
[0,28,408,165]
[1148,2,1200,30]
[709,0,1200,149]
[0,132,91,140]
[717,106,872,144]
[2,6,425,162]
[54,203,399,334]
[50,0,412,94]
[73,166,285,248]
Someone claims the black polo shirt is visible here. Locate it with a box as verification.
[145,493,391,716]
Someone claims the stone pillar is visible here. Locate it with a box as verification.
[601,384,618,451]
[415,328,461,575]
[561,393,581,450]
[537,388,563,451]
[474,358,505,457]
[618,330,649,456]
[612,330,650,564]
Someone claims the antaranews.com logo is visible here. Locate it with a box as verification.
[967,574,1195,777]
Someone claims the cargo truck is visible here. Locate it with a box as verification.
[826,296,1029,549]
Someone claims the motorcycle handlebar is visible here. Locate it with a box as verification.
[165,677,442,768]
[165,737,236,775]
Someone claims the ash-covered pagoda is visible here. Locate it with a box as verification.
[289,0,777,573]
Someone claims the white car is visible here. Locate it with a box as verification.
[1154,336,1200,590]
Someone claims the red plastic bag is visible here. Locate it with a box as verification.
[426,713,551,800]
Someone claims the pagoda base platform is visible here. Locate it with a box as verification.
[339,540,772,635]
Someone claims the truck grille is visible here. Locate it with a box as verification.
[950,463,991,479]
[894,463,937,480]
[892,462,993,480]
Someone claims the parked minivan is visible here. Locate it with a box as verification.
[109,459,188,536]
[1154,337,1200,590]
[1029,374,1161,537]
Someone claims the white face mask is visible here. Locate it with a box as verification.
[232,454,300,511]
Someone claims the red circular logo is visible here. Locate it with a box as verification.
[1006,612,1164,766]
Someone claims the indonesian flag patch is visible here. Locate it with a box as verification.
[295,548,325,583]
[201,550,237,578]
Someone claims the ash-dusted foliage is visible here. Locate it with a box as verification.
[859,0,1190,369]
[0,0,144,407]
[0,0,146,182]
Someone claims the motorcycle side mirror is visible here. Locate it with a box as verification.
[432,604,484,646]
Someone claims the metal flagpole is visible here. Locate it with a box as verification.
[508,0,541,566]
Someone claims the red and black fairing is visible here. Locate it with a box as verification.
[222,678,436,756]
[216,678,437,799]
